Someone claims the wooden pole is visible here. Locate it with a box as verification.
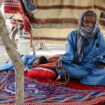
[0,11,24,105]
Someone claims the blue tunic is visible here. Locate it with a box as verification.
[58,30,105,86]
[0,55,37,71]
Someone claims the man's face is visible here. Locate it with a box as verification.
[83,15,96,28]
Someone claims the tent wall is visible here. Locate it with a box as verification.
[32,0,105,29]
[2,0,105,43]
[29,0,105,43]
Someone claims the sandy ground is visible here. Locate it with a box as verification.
[0,37,65,65]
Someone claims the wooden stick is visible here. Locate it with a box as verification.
[0,11,24,105]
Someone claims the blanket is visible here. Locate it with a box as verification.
[0,71,105,105]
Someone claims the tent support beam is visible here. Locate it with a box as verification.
[0,11,24,105]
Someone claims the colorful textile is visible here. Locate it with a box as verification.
[0,71,105,105]
[3,0,33,43]
[4,0,23,14]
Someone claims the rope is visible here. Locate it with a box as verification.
[57,67,70,86]
[54,61,70,87]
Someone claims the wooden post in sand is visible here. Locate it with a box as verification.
[0,11,24,105]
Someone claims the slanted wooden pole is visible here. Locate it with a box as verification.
[0,11,24,105]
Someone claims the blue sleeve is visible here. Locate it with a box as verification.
[22,55,38,65]
[0,60,14,71]
[0,55,38,71]
[60,31,77,64]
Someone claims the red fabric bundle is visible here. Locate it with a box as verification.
[26,66,56,79]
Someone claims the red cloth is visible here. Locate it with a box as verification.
[4,0,23,14]
[26,67,56,79]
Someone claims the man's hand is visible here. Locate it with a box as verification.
[55,60,63,68]
[97,65,105,69]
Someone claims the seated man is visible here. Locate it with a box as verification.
[56,10,105,86]
[0,55,48,71]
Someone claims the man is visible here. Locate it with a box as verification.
[57,10,105,86]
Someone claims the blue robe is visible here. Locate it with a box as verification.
[58,30,105,86]
[0,55,37,71]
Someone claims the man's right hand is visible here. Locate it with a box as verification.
[97,65,105,69]
[55,60,63,68]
